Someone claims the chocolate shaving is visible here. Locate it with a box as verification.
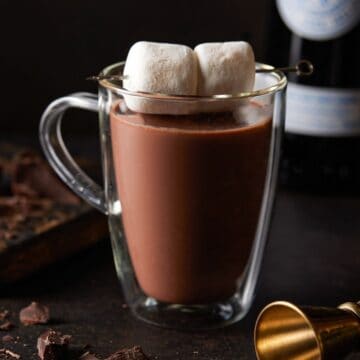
[0,196,83,243]
[0,197,52,218]
[0,147,87,244]
[105,346,149,360]
[19,302,50,326]
[5,350,20,360]
[0,322,14,332]
[0,196,54,241]
[10,151,80,205]
[37,329,71,360]
[80,351,101,360]
[0,348,21,359]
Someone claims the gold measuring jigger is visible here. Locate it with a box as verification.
[254,301,360,360]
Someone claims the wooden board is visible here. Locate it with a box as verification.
[0,143,108,283]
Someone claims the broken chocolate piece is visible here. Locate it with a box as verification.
[0,322,14,331]
[105,346,149,360]
[37,329,71,360]
[19,302,50,326]
[80,351,101,360]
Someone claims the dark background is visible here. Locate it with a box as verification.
[0,0,271,137]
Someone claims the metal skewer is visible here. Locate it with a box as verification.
[86,59,313,81]
[86,74,129,81]
[256,59,314,76]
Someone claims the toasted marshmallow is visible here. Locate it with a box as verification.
[195,41,255,95]
[123,41,198,114]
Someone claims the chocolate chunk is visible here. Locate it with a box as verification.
[0,312,9,322]
[105,346,149,360]
[80,351,101,360]
[1,335,14,343]
[0,322,14,331]
[11,151,80,205]
[0,348,21,359]
[37,329,71,360]
[19,302,50,326]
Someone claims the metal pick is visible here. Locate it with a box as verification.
[86,59,314,81]
[256,59,314,76]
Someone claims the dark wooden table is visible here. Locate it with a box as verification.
[1,190,360,359]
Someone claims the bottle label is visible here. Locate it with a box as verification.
[276,0,360,41]
[285,83,360,136]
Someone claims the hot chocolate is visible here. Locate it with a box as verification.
[110,102,272,304]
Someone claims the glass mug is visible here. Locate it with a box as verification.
[39,62,287,329]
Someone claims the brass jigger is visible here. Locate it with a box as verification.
[254,301,360,360]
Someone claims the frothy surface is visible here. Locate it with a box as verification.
[114,101,272,131]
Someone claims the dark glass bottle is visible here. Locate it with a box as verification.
[266,1,360,193]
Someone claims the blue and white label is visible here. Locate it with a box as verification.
[276,0,360,41]
[285,83,360,136]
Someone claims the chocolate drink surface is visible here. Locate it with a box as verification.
[110,102,272,304]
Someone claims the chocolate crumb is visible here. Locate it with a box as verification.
[80,351,101,360]
[1,335,14,343]
[105,346,149,360]
[19,302,50,326]
[0,322,14,331]
[37,329,71,360]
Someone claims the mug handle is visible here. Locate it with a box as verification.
[39,92,107,214]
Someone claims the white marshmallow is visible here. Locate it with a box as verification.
[194,41,255,112]
[123,41,198,114]
[195,41,255,95]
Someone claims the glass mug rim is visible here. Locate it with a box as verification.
[99,61,288,101]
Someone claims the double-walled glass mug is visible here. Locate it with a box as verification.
[39,62,287,329]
